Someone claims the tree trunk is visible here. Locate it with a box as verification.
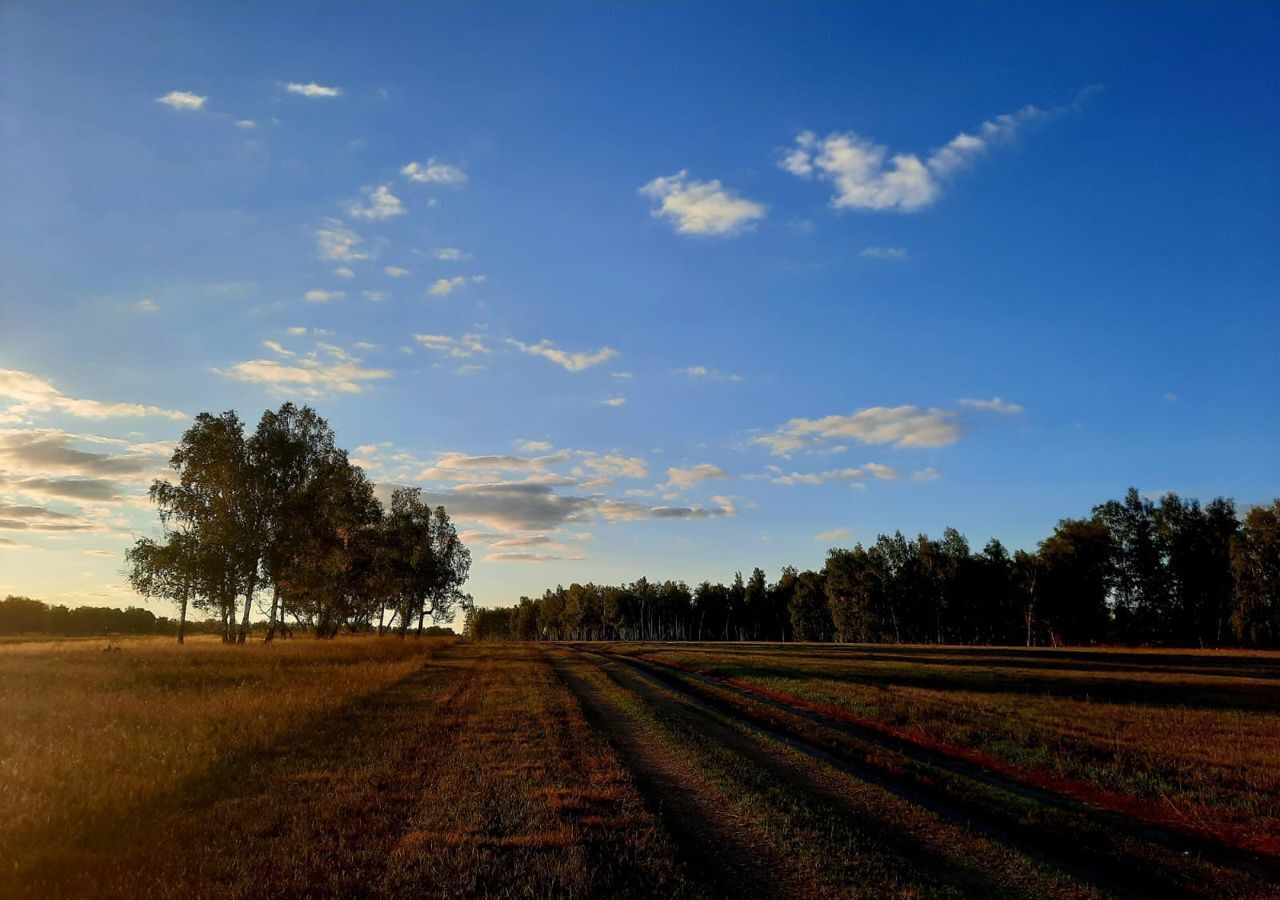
[177,585,188,645]
[377,604,385,636]
[237,573,257,644]
[265,584,281,641]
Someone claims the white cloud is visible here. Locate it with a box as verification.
[363,290,387,302]
[674,365,742,382]
[665,463,731,489]
[304,289,345,303]
[599,396,626,407]
[639,170,765,236]
[314,220,370,261]
[156,91,206,111]
[959,396,1024,414]
[334,267,355,279]
[508,339,617,372]
[753,405,962,455]
[235,119,257,129]
[285,82,342,98]
[417,451,572,483]
[0,369,185,422]
[577,452,648,480]
[434,247,473,261]
[769,464,899,485]
[518,440,553,453]
[133,298,158,313]
[782,103,1057,212]
[384,266,411,277]
[413,333,490,358]
[859,246,908,260]
[348,184,406,221]
[428,276,466,297]
[286,326,308,336]
[402,158,467,186]
[814,528,853,543]
[218,342,390,398]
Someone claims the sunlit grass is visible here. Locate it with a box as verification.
[0,634,448,883]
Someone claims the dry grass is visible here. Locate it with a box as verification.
[2,638,682,899]
[610,643,1280,844]
[0,634,448,892]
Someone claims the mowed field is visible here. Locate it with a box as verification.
[2,638,1279,899]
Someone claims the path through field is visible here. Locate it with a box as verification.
[552,643,1280,899]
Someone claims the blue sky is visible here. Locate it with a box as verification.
[1,2,1277,615]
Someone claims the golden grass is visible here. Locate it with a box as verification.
[3,639,683,898]
[0,634,448,889]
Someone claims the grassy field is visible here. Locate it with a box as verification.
[2,637,1278,898]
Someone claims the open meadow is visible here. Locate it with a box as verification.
[3,636,1279,898]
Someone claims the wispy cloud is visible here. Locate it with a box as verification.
[314,219,370,261]
[156,90,206,111]
[959,396,1024,414]
[814,528,853,543]
[0,369,185,422]
[508,339,618,372]
[768,463,899,485]
[434,247,473,261]
[753,405,962,455]
[133,298,159,313]
[859,246,908,260]
[428,276,465,297]
[665,463,731,489]
[781,100,1075,212]
[218,342,390,398]
[384,266,411,277]
[639,170,765,236]
[599,396,626,407]
[348,184,406,220]
[304,289,345,303]
[285,82,342,98]
[674,365,742,382]
[413,333,490,358]
[402,158,467,186]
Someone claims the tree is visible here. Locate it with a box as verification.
[743,567,769,641]
[1093,489,1168,642]
[126,531,203,643]
[1037,518,1116,646]
[382,488,472,638]
[789,570,831,642]
[149,411,260,643]
[1231,501,1280,646]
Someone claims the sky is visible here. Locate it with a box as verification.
[1,2,1277,617]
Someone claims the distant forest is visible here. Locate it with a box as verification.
[0,595,203,638]
[468,491,1280,648]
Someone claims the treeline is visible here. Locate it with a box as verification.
[128,404,472,643]
[469,490,1280,648]
[0,595,203,637]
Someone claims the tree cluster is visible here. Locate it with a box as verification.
[127,404,472,643]
[469,490,1280,648]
